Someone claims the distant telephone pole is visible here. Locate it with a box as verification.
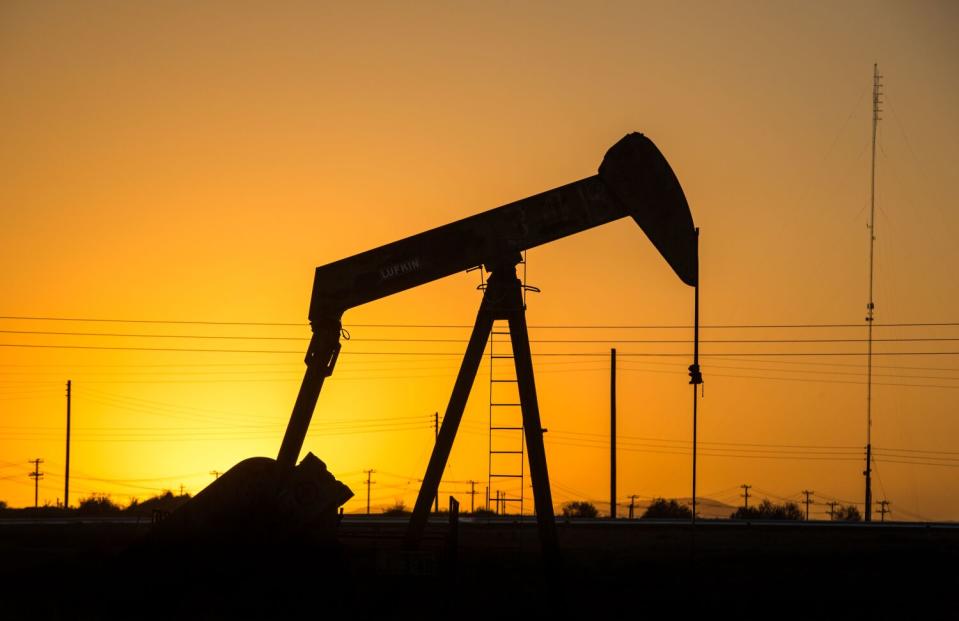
[467,480,477,513]
[28,458,44,508]
[628,494,638,519]
[826,501,839,521]
[433,412,439,513]
[877,499,890,522]
[740,484,752,510]
[610,348,616,519]
[64,380,71,509]
[210,470,221,480]
[364,469,375,515]
[801,490,814,520]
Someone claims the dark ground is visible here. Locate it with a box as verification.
[0,517,956,619]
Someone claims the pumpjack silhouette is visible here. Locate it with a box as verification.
[164,132,698,565]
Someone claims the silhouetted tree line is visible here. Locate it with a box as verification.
[382,501,410,516]
[77,493,123,515]
[0,490,195,516]
[830,504,862,522]
[562,501,599,518]
[0,494,868,522]
[641,498,692,519]
[731,499,804,520]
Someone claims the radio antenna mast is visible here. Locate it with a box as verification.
[864,62,882,522]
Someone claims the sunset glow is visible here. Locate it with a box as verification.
[2,1,957,522]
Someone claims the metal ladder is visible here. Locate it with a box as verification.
[485,252,539,516]
[487,319,525,516]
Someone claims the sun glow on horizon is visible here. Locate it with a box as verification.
[2,1,958,521]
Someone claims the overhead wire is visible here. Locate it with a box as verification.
[5,327,959,345]
[5,342,959,357]
[2,314,959,329]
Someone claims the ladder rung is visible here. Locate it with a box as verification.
[490,379,518,383]
[491,331,510,335]
[491,426,523,431]
[490,450,523,455]
[489,473,523,478]
[491,355,514,359]
[491,403,521,407]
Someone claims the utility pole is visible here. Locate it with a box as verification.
[740,484,751,510]
[28,458,44,509]
[689,228,702,526]
[467,480,477,513]
[864,62,883,523]
[484,486,489,512]
[64,380,71,509]
[628,494,638,519]
[826,501,839,521]
[877,500,890,522]
[179,484,186,496]
[610,348,616,519]
[210,470,221,480]
[801,490,814,520]
[433,412,439,513]
[364,469,375,515]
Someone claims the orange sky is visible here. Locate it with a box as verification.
[2,1,958,519]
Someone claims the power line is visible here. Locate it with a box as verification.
[4,342,959,357]
[541,438,959,468]
[0,329,307,341]
[6,327,959,345]
[0,316,304,327]
[463,422,959,466]
[2,315,959,329]
[5,362,959,390]
[3,351,959,373]
[707,356,959,373]
[624,368,959,391]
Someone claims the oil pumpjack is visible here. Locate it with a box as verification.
[283,132,697,555]
[161,132,698,564]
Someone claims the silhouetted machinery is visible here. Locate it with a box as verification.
[274,132,699,562]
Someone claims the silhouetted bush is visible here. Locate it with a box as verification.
[561,501,598,518]
[641,498,692,519]
[472,508,496,517]
[731,499,803,521]
[382,501,410,516]
[0,500,7,510]
[77,493,123,515]
[832,504,862,522]
[125,490,191,515]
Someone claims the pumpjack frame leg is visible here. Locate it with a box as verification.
[405,261,560,567]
